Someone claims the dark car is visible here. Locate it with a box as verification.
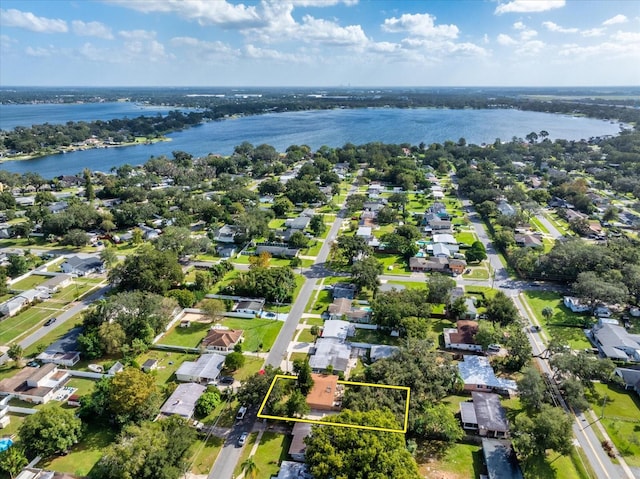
[219,376,234,385]
[44,317,57,326]
[26,360,41,368]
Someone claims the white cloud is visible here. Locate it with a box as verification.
[119,29,156,40]
[497,33,517,46]
[0,8,67,33]
[72,20,113,39]
[288,0,358,6]
[107,0,263,28]
[516,40,545,55]
[495,0,565,15]
[513,21,526,30]
[611,30,640,43]
[382,13,459,39]
[0,34,17,52]
[25,45,56,57]
[368,41,401,53]
[542,21,578,33]
[559,34,640,60]
[603,14,628,26]
[581,28,605,37]
[298,15,368,46]
[520,28,538,41]
[244,44,307,62]
[170,36,240,60]
[401,38,488,57]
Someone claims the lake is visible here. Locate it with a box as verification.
[0,105,623,177]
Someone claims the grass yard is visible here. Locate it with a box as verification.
[306,289,332,313]
[159,321,211,348]
[464,286,499,300]
[187,435,225,475]
[135,351,200,385]
[523,291,593,349]
[221,318,283,352]
[297,328,316,343]
[302,240,323,257]
[40,425,115,477]
[251,432,292,478]
[289,352,309,363]
[23,314,83,357]
[587,382,640,467]
[455,231,477,245]
[0,306,56,346]
[419,442,483,479]
[352,328,401,346]
[374,253,412,275]
[383,280,427,290]
[305,315,325,327]
[530,216,550,235]
[233,432,260,477]
[463,266,490,280]
[230,356,264,381]
[0,413,27,436]
[64,377,98,397]
[10,274,48,290]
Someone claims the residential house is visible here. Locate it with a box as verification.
[0,223,12,239]
[61,255,104,276]
[139,224,160,240]
[448,258,467,275]
[591,322,640,362]
[563,296,590,313]
[159,383,206,419]
[216,245,237,258]
[428,219,453,232]
[306,373,343,411]
[327,299,371,323]
[370,345,400,362]
[36,327,83,368]
[514,234,543,249]
[289,422,313,462]
[309,338,352,374]
[0,364,70,404]
[0,296,27,317]
[460,392,510,438]
[444,320,482,352]
[201,328,244,352]
[284,216,311,231]
[457,355,518,395]
[232,299,264,317]
[35,274,72,294]
[332,283,357,300]
[14,196,36,207]
[367,183,384,197]
[497,200,516,217]
[273,462,312,479]
[594,305,612,318]
[322,320,355,340]
[18,289,48,303]
[142,359,159,373]
[564,209,587,222]
[356,226,372,241]
[462,298,478,320]
[432,243,451,258]
[175,353,225,383]
[432,233,457,245]
[47,201,69,215]
[482,439,523,479]
[213,224,238,243]
[614,367,640,396]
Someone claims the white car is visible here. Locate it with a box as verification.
[238,432,248,446]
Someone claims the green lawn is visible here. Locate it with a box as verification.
[159,321,211,348]
[23,314,83,357]
[187,435,225,474]
[530,216,550,235]
[65,377,98,397]
[221,318,283,352]
[418,442,483,479]
[455,231,477,245]
[233,432,260,477]
[463,266,490,280]
[0,306,56,345]
[352,328,401,346]
[523,291,593,349]
[383,280,427,291]
[587,382,640,467]
[10,274,48,290]
[231,356,264,381]
[297,328,316,343]
[40,425,115,477]
[252,432,292,478]
[373,253,412,275]
[135,351,200,385]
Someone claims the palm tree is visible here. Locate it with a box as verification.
[542,306,554,322]
[241,457,259,479]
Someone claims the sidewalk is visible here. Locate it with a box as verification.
[236,424,266,479]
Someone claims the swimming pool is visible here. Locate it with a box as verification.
[0,437,12,452]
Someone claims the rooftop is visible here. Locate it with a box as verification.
[306,373,340,409]
[160,382,207,418]
[201,328,244,349]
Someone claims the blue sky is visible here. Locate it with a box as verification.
[1,0,638,87]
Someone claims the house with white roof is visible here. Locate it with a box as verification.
[309,338,352,374]
[321,320,355,341]
[175,353,225,383]
[591,322,640,362]
[433,233,457,245]
[457,355,517,395]
[563,296,590,313]
[160,382,206,419]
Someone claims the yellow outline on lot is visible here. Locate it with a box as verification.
[256,374,411,433]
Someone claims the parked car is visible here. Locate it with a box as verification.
[487,344,501,352]
[236,406,247,420]
[219,376,234,385]
[44,317,57,327]
[238,432,248,446]
[26,361,41,368]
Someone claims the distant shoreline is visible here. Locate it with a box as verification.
[0,136,171,163]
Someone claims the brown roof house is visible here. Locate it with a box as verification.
[327,299,371,323]
[0,364,69,404]
[201,327,244,352]
[444,320,482,352]
[306,373,343,411]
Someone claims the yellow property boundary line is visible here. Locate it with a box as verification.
[256,374,411,433]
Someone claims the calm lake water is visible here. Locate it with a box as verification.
[0,104,623,177]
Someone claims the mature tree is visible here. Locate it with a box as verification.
[447,296,467,320]
[61,228,90,246]
[309,215,326,236]
[560,378,590,411]
[100,246,118,269]
[376,206,396,225]
[19,405,82,458]
[336,235,372,265]
[426,275,455,304]
[7,343,23,363]
[572,271,628,308]
[476,200,498,219]
[474,321,500,350]
[541,306,554,322]
[304,410,421,479]
[167,289,196,308]
[241,457,259,479]
[89,416,195,479]
[371,289,430,330]
[195,389,221,418]
[0,446,28,479]
[286,389,310,418]
[549,351,615,388]
[7,255,29,277]
[236,366,284,413]
[512,405,573,460]
[109,245,184,294]
[345,194,367,214]
[351,257,383,294]
[248,251,272,269]
[503,326,532,371]
[224,267,296,303]
[107,368,162,426]
[97,322,127,356]
[517,366,546,412]
[288,231,310,249]
[413,403,464,444]
[486,291,519,327]
[258,178,284,196]
[272,197,294,217]
[84,168,95,201]
[224,351,245,371]
[465,241,487,263]
[153,226,208,258]
[297,359,314,395]
[201,299,226,322]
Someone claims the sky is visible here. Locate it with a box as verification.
[0,0,639,87]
